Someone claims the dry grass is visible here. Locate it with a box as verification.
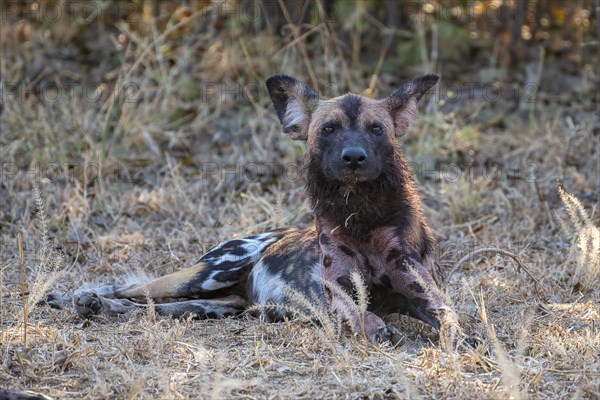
[1,2,599,399]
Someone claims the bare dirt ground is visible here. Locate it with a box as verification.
[1,2,598,399]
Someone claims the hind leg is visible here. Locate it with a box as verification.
[104,232,283,301]
[74,291,247,319]
[45,231,285,316]
[68,261,247,319]
[44,263,210,313]
[93,262,213,300]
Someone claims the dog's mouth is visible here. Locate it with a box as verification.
[320,162,381,184]
[335,169,377,184]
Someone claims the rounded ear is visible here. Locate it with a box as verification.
[386,74,439,137]
[266,75,319,141]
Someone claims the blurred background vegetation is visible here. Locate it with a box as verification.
[2,0,598,159]
[1,0,598,225]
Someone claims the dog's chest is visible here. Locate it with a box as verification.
[352,244,390,286]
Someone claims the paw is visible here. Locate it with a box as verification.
[374,325,405,347]
[73,291,104,318]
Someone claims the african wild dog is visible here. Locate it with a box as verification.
[49,74,466,345]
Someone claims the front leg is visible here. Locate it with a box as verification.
[319,231,402,345]
[384,244,466,345]
[386,252,446,329]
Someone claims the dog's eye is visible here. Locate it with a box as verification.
[370,125,383,135]
[322,125,335,134]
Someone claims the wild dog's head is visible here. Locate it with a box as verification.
[266,74,438,183]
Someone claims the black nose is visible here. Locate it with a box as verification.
[341,147,367,170]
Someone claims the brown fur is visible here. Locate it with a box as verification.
[266,74,462,343]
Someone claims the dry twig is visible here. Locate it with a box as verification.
[444,247,546,299]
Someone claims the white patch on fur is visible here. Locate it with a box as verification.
[205,252,249,264]
[74,283,117,297]
[238,236,278,257]
[394,98,418,136]
[310,260,322,284]
[201,233,278,264]
[122,271,155,287]
[201,264,247,290]
[283,99,307,128]
[250,261,284,306]
[306,260,327,309]
[200,235,280,291]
